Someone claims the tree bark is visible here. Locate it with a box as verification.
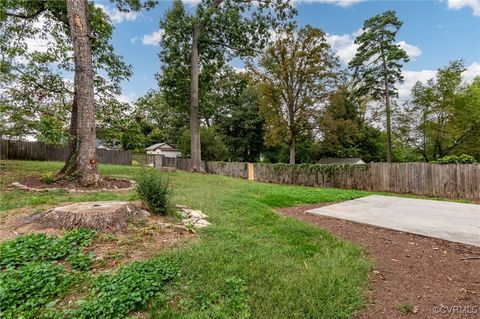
[289,137,296,164]
[189,22,202,172]
[381,49,393,163]
[187,0,223,172]
[60,0,100,186]
[58,95,78,174]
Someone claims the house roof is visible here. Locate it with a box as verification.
[316,158,365,165]
[96,139,120,150]
[145,142,179,151]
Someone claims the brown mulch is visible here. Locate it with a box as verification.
[277,203,480,319]
[21,175,132,190]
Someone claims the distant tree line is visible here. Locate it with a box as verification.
[1,1,479,168]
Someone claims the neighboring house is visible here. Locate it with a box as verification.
[96,139,121,150]
[145,142,181,158]
[316,157,366,165]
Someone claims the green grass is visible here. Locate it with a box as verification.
[0,160,372,318]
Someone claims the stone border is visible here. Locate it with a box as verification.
[11,180,136,193]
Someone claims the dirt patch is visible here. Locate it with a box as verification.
[88,215,196,271]
[0,208,196,270]
[17,175,133,191]
[277,203,480,319]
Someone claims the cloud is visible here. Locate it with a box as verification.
[130,36,138,45]
[22,15,53,54]
[463,62,480,81]
[117,92,136,105]
[397,41,422,60]
[397,69,437,101]
[292,0,365,6]
[95,4,139,23]
[182,0,201,4]
[325,31,359,64]
[142,30,164,46]
[326,30,422,65]
[446,0,480,16]
[397,62,480,102]
[233,67,247,73]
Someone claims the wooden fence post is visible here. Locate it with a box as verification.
[247,163,255,181]
[154,155,164,169]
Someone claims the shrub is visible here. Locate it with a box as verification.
[41,172,56,184]
[432,154,477,164]
[135,169,171,215]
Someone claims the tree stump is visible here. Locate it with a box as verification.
[24,201,149,232]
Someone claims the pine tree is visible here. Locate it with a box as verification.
[349,10,409,162]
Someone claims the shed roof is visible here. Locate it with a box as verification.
[145,143,179,151]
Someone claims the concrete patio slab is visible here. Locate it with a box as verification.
[306,195,480,247]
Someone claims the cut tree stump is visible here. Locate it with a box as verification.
[24,201,149,232]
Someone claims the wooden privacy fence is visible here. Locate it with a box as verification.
[252,163,480,201]
[155,156,480,201]
[0,139,132,166]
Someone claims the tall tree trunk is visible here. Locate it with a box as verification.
[58,95,77,174]
[381,51,393,163]
[60,0,99,186]
[189,22,202,172]
[289,137,296,164]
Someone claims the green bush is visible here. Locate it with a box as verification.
[41,172,56,184]
[135,169,171,215]
[432,154,477,164]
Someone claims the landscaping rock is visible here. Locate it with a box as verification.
[194,219,211,228]
[176,206,211,229]
[140,209,151,218]
[183,209,208,219]
[181,218,196,226]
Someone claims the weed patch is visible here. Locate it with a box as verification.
[66,258,179,318]
[0,262,72,319]
[0,228,96,268]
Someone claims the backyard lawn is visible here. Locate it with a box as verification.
[0,160,371,319]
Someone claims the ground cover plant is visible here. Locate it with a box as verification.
[0,228,179,319]
[1,160,372,318]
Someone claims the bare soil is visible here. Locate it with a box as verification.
[21,174,133,190]
[277,203,480,319]
[0,203,197,266]
[87,214,196,271]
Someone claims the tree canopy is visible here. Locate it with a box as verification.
[397,60,480,161]
[251,25,339,164]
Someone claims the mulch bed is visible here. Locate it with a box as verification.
[20,175,133,191]
[277,203,480,319]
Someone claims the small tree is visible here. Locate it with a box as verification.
[251,25,339,164]
[349,10,409,162]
